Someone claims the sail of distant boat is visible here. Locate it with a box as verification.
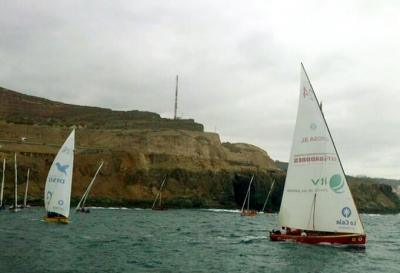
[240,175,257,216]
[23,168,30,208]
[0,159,5,209]
[44,129,75,223]
[261,179,275,212]
[152,177,167,210]
[10,153,20,212]
[76,160,104,213]
[270,64,366,245]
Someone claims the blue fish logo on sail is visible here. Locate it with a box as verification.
[329,174,344,193]
[56,162,69,176]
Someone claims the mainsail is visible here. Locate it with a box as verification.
[240,175,254,212]
[278,64,364,234]
[76,160,103,211]
[44,130,75,218]
[0,159,5,207]
[23,168,30,207]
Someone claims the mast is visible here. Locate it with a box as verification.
[0,159,5,207]
[301,63,364,233]
[262,180,275,212]
[23,168,30,207]
[14,153,17,209]
[312,193,316,230]
[247,184,250,210]
[174,75,178,119]
[76,161,104,210]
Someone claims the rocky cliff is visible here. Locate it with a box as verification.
[0,86,398,213]
[0,86,280,209]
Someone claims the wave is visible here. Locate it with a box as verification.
[201,208,241,213]
[89,206,130,210]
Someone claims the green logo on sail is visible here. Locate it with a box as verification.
[329,174,344,194]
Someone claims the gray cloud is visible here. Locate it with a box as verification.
[0,0,399,178]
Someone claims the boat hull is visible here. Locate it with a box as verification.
[76,207,90,213]
[240,210,257,216]
[269,232,366,246]
[43,216,69,224]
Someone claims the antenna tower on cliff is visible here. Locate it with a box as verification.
[174,75,178,119]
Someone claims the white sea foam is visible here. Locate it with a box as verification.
[202,208,240,213]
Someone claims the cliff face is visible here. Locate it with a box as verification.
[0,86,280,209]
[0,86,399,213]
[0,124,280,208]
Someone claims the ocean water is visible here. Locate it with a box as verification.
[0,208,399,273]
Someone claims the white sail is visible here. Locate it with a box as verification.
[152,177,167,209]
[262,180,275,212]
[44,130,75,218]
[76,160,103,210]
[0,159,5,207]
[240,175,254,212]
[278,64,364,234]
[14,153,18,209]
[23,168,30,207]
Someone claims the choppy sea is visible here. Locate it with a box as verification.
[0,208,399,272]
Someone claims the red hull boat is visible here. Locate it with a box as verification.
[240,209,257,216]
[269,65,367,247]
[270,231,366,246]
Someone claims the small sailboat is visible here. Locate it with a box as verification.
[261,179,275,213]
[270,64,366,246]
[43,129,75,224]
[152,177,167,210]
[23,168,30,208]
[10,153,20,212]
[240,175,257,216]
[76,160,104,213]
[0,159,5,210]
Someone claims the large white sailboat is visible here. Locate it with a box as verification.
[44,129,75,224]
[270,64,366,246]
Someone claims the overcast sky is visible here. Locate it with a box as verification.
[1,1,399,178]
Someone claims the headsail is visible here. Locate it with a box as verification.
[44,130,75,218]
[278,64,364,234]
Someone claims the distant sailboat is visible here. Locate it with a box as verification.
[23,168,30,208]
[240,175,257,216]
[261,179,275,213]
[10,153,20,212]
[0,159,5,209]
[76,160,104,213]
[44,129,75,224]
[152,177,167,210]
[270,64,366,246]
